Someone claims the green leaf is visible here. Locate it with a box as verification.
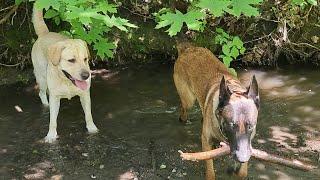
[34,0,61,10]
[15,0,23,5]
[222,44,231,56]
[196,0,232,17]
[54,16,61,25]
[44,9,59,19]
[103,15,137,31]
[228,68,237,77]
[214,35,222,44]
[65,6,96,25]
[228,0,262,17]
[96,1,117,14]
[216,28,224,33]
[59,30,73,37]
[306,0,317,5]
[185,10,206,31]
[230,46,239,58]
[155,10,184,36]
[292,0,306,6]
[240,47,246,54]
[65,0,94,6]
[93,39,116,59]
[232,36,244,49]
[155,10,205,36]
[222,56,233,67]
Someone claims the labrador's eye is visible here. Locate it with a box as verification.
[68,58,76,63]
[84,58,88,62]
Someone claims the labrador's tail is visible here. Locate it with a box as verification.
[32,4,49,37]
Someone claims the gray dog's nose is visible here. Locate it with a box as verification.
[81,71,90,80]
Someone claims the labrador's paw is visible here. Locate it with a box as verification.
[44,132,58,143]
[87,125,99,134]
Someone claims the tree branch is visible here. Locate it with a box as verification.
[0,5,19,25]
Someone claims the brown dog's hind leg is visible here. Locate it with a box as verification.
[173,74,195,123]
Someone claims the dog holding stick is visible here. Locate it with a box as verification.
[173,42,259,179]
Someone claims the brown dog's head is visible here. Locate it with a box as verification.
[47,39,91,90]
[216,76,259,163]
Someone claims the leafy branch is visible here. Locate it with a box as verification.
[31,0,137,59]
[154,0,263,37]
[215,28,246,76]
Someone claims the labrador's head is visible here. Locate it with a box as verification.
[47,39,91,90]
[216,76,259,163]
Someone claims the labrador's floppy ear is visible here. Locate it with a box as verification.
[83,41,90,60]
[47,42,65,66]
[246,75,260,108]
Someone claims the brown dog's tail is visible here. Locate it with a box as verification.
[32,4,49,37]
[176,41,195,55]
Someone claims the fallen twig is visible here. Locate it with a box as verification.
[179,143,317,171]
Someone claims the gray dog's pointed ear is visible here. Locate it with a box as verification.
[247,75,260,108]
[219,76,232,107]
[47,42,65,66]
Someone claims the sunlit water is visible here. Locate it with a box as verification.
[1,65,319,179]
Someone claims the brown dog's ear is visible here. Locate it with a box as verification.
[219,76,232,108]
[247,75,260,108]
[47,42,65,66]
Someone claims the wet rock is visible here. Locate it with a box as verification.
[50,174,63,180]
[159,164,166,169]
[118,170,138,180]
[90,174,97,179]
[82,153,89,157]
[35,161,53,169]
[23,170,46,180]
[0,148,7,154]
[14,105,23,112]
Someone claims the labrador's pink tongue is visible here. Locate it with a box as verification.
[75,79,88,90]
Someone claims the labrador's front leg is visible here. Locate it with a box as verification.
[44,95,60,143]
[80,92,98,133]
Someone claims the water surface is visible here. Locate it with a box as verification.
[1,65,320,179]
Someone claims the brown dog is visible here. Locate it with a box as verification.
[173,43,259,179]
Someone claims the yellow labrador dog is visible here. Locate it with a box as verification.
[31,5,98,143]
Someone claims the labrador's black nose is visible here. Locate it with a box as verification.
[81,71,90,80]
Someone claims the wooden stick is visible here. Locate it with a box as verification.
[179,144,317,171]
[178,143,230,161]
[252,149,317,171]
